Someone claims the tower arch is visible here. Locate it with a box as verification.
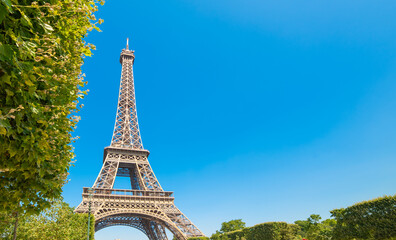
[96,212,185,240]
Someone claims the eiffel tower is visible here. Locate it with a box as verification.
[75,39,205,240]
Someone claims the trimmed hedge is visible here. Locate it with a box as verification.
[190,195,396,240]
[208,222,299,240]
[222,229,245,240]
[331,195,396,240]
[248,222,299,240]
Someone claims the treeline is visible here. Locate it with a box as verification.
[189,194,396,240]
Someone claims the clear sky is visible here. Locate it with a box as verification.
[62,1,396,239]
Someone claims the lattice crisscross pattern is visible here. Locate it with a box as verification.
[111,48,143,149]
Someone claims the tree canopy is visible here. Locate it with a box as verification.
[0,0,103,216]
[294,214,335,240]
[219,219,246,233]
[208,221,299,240]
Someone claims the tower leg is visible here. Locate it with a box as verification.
[141,220,168,240]
[142,219,157,240]
[93,158,119,188]
[152,223,168,240]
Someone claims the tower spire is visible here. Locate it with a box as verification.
[111,42,143,149]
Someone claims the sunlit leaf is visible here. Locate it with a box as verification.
[40,22,54,32]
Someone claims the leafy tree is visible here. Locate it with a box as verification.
[210,219,245,240]
[295,214,335,240]
[0,200,94,239]
[220,219,246,233]
[0,0,103,234]
[210,221,299,240]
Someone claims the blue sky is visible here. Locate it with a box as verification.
[62,1,396,239]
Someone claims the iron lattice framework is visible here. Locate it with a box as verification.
[75,40,205,240]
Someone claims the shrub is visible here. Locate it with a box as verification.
[247,222,299,240]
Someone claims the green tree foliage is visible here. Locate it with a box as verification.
[0,200,94,239]
[294,214,335,240]
[209,219,246,240]
[220,219,246,233]
[0,0,103,217]
[331,195,396,240]
[210,222,299,240]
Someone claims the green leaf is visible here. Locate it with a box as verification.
[0,0,13,13]
[0,73,11,85]
[5,88,13,96]
[40,22,54,32]
[18,61,33,70]
[0,127,6,135]
[93,24,101,32]
[0,43,14,62]
[8,148,16,157]
[25,41,37,49]
[31,107,39,114]
[25,79,34,86]
[20,11,32,27]
[0,3,7,24]
[0,119,11,128]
